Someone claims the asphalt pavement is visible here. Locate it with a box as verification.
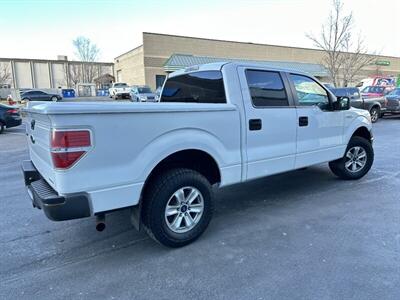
[1,116,399,300]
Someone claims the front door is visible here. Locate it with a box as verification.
[287,73,345,168]
[238,67,298,180]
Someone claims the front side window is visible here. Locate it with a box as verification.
[245,70,288,107]
[290,74,329,109]
[160,71,226,103]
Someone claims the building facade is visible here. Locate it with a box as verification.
[114,32,400,90]
[0,56,113,89]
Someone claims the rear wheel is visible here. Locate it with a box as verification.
[51,96,58,102]
[0,122,4,134]
[329,136,374,180]
[142,168,214,248]
[370,107,380,123]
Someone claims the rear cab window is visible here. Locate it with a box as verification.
[160,71,226,103]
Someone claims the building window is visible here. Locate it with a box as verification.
[156,75,166,88]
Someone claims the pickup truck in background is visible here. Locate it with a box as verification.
[331,87,386,123]
[108,82,130,99]
[384,87,400,115]
[22,62,374,247]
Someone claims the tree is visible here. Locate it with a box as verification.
[306,0,376,87]
[0,62,12,86]
[65,63,82,88]
[72,36,100,83]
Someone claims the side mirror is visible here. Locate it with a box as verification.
[334,96,350,110]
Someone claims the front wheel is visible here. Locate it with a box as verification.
[370,107,380,123]
[142,168,214,248]
[51,96,58,102]
[0,122,4,134]
[329,136,374,180]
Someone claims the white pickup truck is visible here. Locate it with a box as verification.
[22,62,374,247]
[108,82,130,99]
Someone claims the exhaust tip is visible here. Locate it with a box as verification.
[96,222,106,232]
[95,214,106,232]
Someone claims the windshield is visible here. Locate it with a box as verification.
[362,86,384,93]
[388,88,400,96]
[138,87,152,93]
[114,83,127,87]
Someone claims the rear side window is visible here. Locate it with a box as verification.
[245,70,288,107]
[160,71,226,103]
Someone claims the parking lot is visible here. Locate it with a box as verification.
[1,116,399,299]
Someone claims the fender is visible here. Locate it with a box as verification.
[130,127,242,186]
[343,115,372,146]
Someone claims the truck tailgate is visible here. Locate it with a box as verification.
[26,111,56,189]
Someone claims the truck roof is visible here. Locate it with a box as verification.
[169,61,311,78]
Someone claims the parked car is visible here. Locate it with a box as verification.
[331,87,386,123]
[108,82,130,99]
[130,86,157,102]
[384,88,400,115]
[20,90,62,102]
[23,62,374,248]
[360,86,391,98]
[0,104,22,133]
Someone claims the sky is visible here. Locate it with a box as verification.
[0,0,399,62]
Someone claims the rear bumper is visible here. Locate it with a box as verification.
[22,160,91,221]
[5,117,22,128]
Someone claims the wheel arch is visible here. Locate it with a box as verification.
[351,126,372,142]
[142,149,221,194]
[369,103,381,111]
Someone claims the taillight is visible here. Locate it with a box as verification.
[6,109,19,114]
[50,130,91,169]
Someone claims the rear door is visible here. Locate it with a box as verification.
[287,73,345,168]
[238,67,297,180]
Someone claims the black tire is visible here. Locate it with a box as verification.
[370,107,380,123]
[0,122,4,134]
[51,96,58,102]
[329,136,374,180]
[142,168,214,248]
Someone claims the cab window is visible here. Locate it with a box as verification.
[290,74,330,110]
[245,70,288,107]
[160,71,226,104]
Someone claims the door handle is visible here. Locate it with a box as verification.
[299,116,308,127]
[249,119,262,131]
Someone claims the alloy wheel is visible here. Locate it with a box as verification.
[164,186,204,233]
[345,146,367,173]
